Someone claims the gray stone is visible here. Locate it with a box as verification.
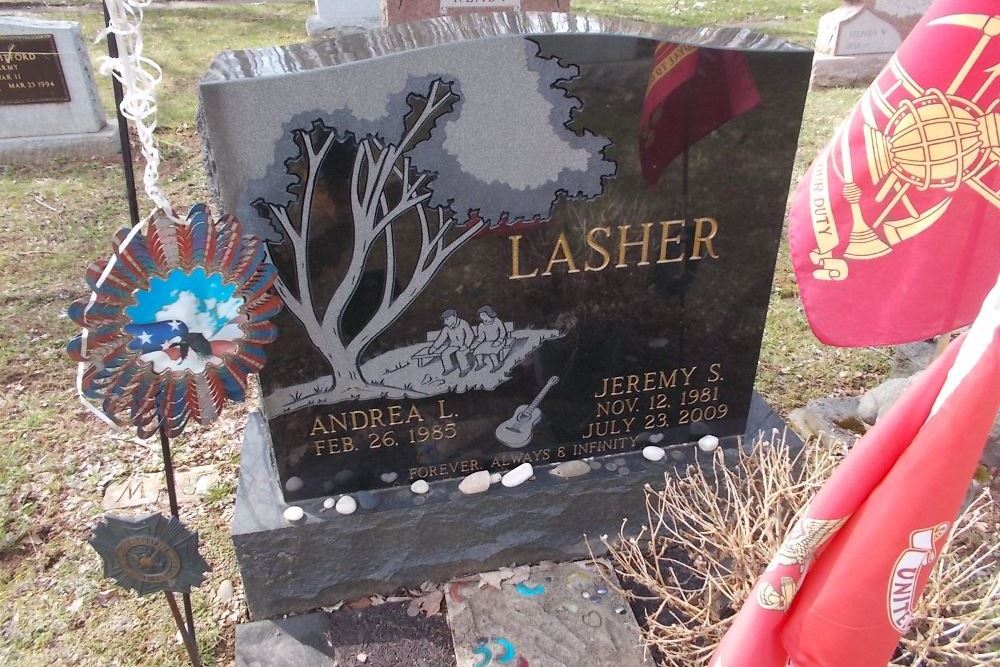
[550,460,591,479]
[356,490,380,510]
[857,377,912,425]
[981,415,1000,471]
[810,51,891,89]
[446,561,649,666]
[101,465,219,511]
[236,601,454,667]
[0,18,118,164]
[1,19,105,137]
[788,396,864,447]
[232,392,793,619]
[0,124,119,165]
[890,341,936,378]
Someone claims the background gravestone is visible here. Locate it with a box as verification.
[812,0,932,88]
[199,11,811,619]
[307,0,381,37]
[0,17,118,164]
[307,0,570,37]
[384,0,570,26]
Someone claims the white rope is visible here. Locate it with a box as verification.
[76,212,154,430]
[77,2,172,433]
[96,0,175,219]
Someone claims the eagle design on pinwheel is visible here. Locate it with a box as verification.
[67,204,281,437]
[770,514,847,570]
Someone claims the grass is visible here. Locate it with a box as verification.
[0,1,888,665]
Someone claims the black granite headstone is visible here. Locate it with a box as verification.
[200,12,811,502]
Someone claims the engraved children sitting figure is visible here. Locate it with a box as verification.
[471,305,509,372]
[426,308,474,377]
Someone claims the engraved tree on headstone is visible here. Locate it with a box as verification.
[255,50,614,413]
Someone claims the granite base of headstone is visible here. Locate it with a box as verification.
[233,394,794,620]
[0,18,118,165]
[307,0,382,37]
[811,0,931,89]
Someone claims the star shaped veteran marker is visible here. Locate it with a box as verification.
[89,513,210,596]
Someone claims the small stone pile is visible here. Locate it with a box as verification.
[788,341,1000,491]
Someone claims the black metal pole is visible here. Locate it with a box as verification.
[101,0,141,230]
[159,422,198,647]
[165,591,203,667]
[101,4,200,659]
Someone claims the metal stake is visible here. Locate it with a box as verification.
[165,591,203,667]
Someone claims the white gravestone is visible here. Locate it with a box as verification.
[812,0,932,89]
[817,5,902,56]
[0,17,117,164]
[307,0,381,37]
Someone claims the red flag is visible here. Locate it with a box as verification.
[711,273,1000,667]
[639,43,760,185]
[788,0,1000,346]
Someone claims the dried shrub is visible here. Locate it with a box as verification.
[602,437,999,666]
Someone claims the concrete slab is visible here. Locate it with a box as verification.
[0,120,119,165]
[446,561,650,667]
[236,601,455,667]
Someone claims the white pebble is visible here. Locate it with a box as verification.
[284,476,304,492]
[550,460,591,478]
[322,497,336,510]
[410,479,430,495]
[283,506,305,524]
[642,445,666,462]
[501,463,533,488]
[335,495,357,515]
[698,435,720,452]
[357,653,368,664]
[216,579,234,604]
[490,472,502,485]
[458,470,491,495]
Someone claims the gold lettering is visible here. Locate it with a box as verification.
[542,232,580,275]
[310,417,329,436]
[616,223,653,268]
[584,226,612,271]
[657,219,685,263]
[509,235,538,279]
[406,405,424,423]
[691,217,719,259]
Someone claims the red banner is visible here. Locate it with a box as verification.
[712,274,1000,667]
[788,0,1000,346]
[639,43,760,185]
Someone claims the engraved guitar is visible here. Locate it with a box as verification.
[495,376,560,449]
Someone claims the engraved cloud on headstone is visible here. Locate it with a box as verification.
[407,38,613,223]
[253,37,614,415]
